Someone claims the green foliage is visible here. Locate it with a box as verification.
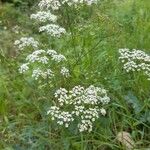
[0,0,150,149]
[1,0,37,9]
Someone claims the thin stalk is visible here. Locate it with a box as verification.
[81,133,84,150]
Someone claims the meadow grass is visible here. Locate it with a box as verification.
[0,0,150,149]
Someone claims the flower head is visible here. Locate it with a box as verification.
[119,48,150,80]
[47,85,110,132]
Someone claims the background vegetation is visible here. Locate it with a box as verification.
[0,0,150,149]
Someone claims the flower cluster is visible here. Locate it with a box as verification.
[38,0,98,10]
[19,49,69,80]
[39,24,66,37]
[30,1,67,38]
[47,85,110,132]
[38,0,61,10]
[47,106,74,128]
[119,48,150,80]
[33,0,98,37]
[30,11,57,23]
[14,37,39,50]
[60,67,70,77]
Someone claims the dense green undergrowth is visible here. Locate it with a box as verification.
[0,0,150,149]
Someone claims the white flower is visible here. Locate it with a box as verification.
[69,85,84,96]
[47,106,74,128]
[39,24,66,37]
[48,85,110,132]
[14,37,39,50]
[19,63,29,73]
[55,88,68,98]
[42,69,54,79]
[32,49,46,55]
[30,11,57,23]
[119,48,150,80]
[38,0,61,10]
[26,50,48,64]
[100,108,106,116]
[60,67,70,77]
[19,48,68,80]
[32,68,43,80]
[55,88,69,106]
[38,0,97,10]
[99,96,110,104]
[51,54,67,62]
[47,49,57,56]
[78,120,93,132]
[38,56,49,64]
[31,68,54,80]
[46,69,54,77]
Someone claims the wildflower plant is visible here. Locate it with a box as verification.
[1,1,150,148]
[14,0,111,133]
[14,0,71,82]
[15,0,99,82]
[47,85,110,132]
[119,48,150,80]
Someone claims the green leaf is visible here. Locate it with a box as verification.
[124,91,142,114]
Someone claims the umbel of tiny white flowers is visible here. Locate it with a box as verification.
[30,11,57,23]
[119,48,150,80]
[39,24,66,37]
[14,37,39,51]
[47,85,110,132]
[38,0,98,10]
[60,67,70,77]
[19,49,70,80]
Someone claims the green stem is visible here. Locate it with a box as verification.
[81,133,84,150]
